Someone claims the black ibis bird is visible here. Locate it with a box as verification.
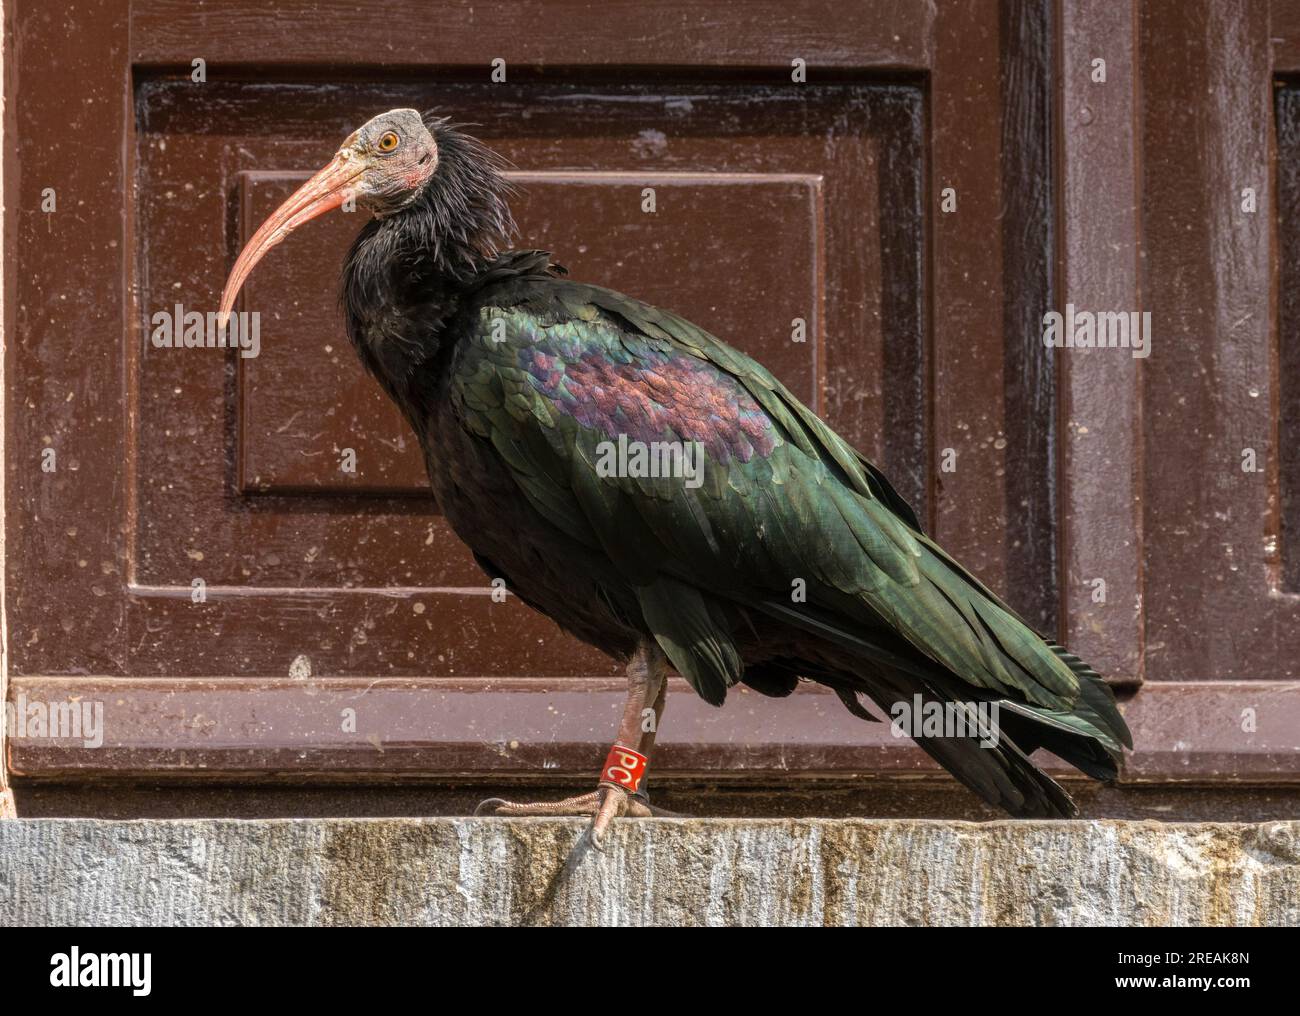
[220,109,1131,845]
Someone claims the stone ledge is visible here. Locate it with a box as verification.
[2,818,1297,926]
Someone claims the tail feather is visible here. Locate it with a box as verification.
[867,670,1080,817]
[995,705,1120,782]
[1046,641,1133,750]
[913,728,1079,818]
[753,599,1128,817]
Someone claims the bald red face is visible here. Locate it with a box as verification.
[219,108,437,324]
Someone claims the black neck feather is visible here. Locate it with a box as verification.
[340,118,516,406]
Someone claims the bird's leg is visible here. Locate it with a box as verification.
[587,641,669,847]
[475,640,677,847]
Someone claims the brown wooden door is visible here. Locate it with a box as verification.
[4,0,1298,813]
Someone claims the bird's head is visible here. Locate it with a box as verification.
[337,107,440,216]
[221,108,509,322]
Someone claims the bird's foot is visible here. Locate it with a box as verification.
[474,787,684,850]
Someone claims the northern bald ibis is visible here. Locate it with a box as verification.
[220,109,1131,846]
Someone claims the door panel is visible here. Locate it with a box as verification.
[1139,0,1300,681]
[237,170,824,496]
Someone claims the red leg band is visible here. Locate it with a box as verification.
[599,744,649,794]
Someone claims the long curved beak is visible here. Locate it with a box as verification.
[218,151,364,325]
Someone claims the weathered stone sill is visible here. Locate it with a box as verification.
[2,818,1297,926]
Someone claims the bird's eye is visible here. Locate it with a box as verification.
[377,131,400,153]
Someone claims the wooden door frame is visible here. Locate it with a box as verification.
[4,0,1298,804]
[0,0,10,817]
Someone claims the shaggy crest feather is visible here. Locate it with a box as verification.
[341,116,520,392]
